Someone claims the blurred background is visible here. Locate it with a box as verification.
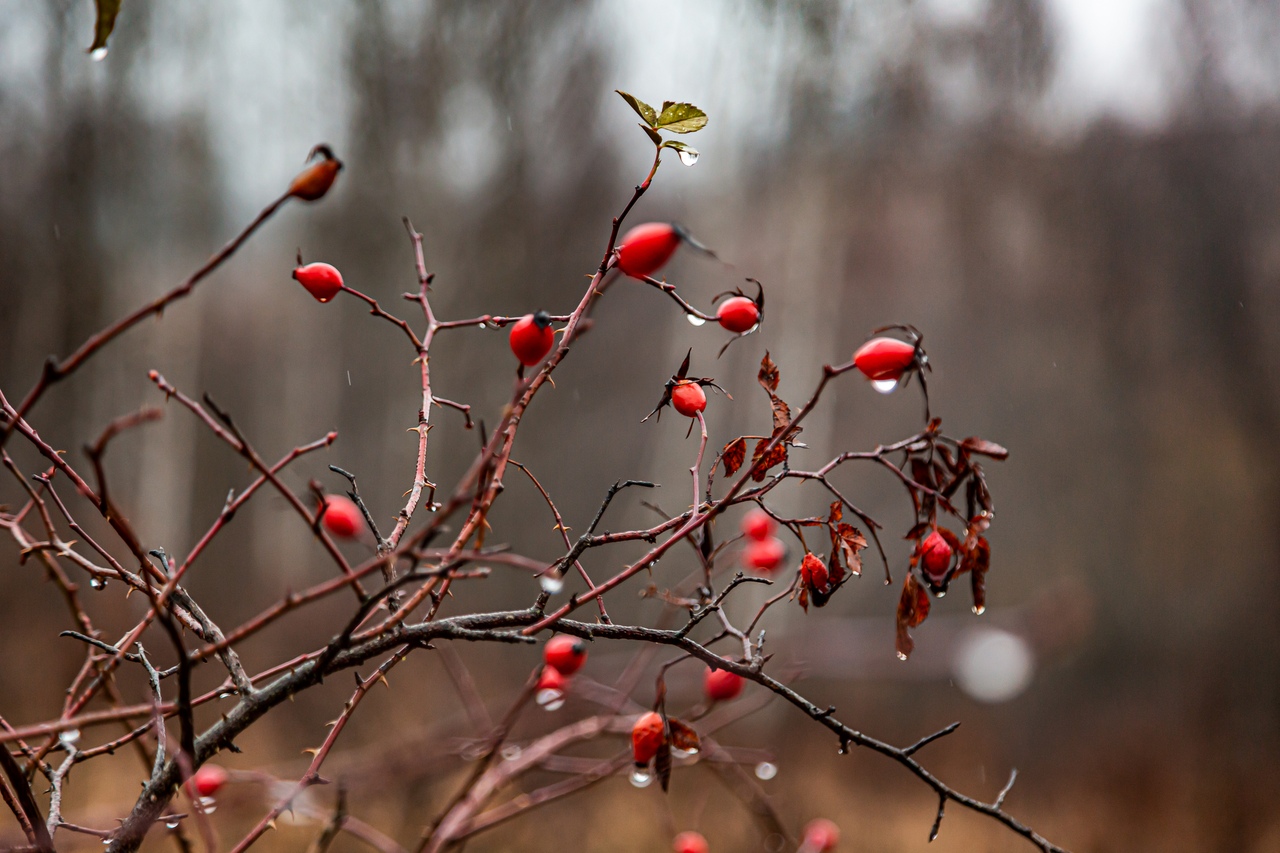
[2,1,1279,850]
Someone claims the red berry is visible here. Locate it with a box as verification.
[853,337,917,382]
[543,635,587,676]
[617,222,681,278]
[632,711,665,765]
[744,536,785,573]
[716,296,759,333]
[741,508,776,541]
[191,765,228,798]
[671,381,707,418]
[673,831,709,853]
[320,494,363,539]
[704,667,744,702]
[509,312,555,367]
[920,530,954,584]
[537,665,566,693]
[803,818,840,851]
[292,262,343,303]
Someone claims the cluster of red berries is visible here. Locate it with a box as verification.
[741,508,785,573]
[536,635,587,710]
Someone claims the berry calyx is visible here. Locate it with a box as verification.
[191,765,228,798]
[716,296,759,333]
[543,635,587,676]
[704,667,744,702]
[509,311,555,367]
[919,530,954,585]
[802,818,840,852]
[741,508,776,541]
[292,262,344,303]
[631,711,665,765]
[320,495,363,539]
[853,337,917,382]
[670,381,707,418]
[673,831,709,853]
[744,536,785,573]
[617,222,681,278]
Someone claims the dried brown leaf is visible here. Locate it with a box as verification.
[960,437,1009,460]
[722,437,747,477]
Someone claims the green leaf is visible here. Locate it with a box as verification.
[655,102,708,134]
[641,124,663,146]
[89,0,123,53]
[616,90,658,127]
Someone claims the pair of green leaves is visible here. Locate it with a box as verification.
[616,90,706,161]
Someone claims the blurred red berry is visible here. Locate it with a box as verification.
[543,635,587,676]
[704,667,744,702]
[673,830,709,853]
[509,311,555,366]
[803,818,840,851]
[320,494,363,539]
[191,765,228,798]
[744,536,785,573]
[292,262,343,303]
[741,508,776,541]
[617,222,681,277]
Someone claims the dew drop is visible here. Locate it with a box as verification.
[90,47,108,61]
[195,797,217,815]
[90,577,107,590]
[896,651,909,662]
[535,688,565,711]
[935,589,946,599]
[686,314,707,327]
[478,322,488,329]
[672,747,699,759]
[972,604,986,616]
[754,761,778,780]
[59,728,80,748]
[677,148,699,166]
[103,839,112,846]
[539,573,564,594]
[629,768,653,788]
[500,745,522,761]
[165,820,179,830]
[872,378,899,394]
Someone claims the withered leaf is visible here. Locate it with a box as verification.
[722,437,747,476]
[750,438,788,482]
[895,574,931,660]
[960,437,1009,460]
[968,536,990,615]
[676,348,692,379]
[758,351,780,393]
[836,524,866,577]
[668,718,701,752]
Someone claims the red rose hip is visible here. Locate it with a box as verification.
[292,262,344,303]
[631,711,665,765]
[716,296,760,333]
[191,765,228,798]
[617,222,681,278]
[673,831,709,853]
[853,337,917,381]
[670,381,707,417]
[509,311,555,366]
[543,635,587,676]
[919,530,953,584]
[744,536,785,573]
[802,818,840,851]
[704,667,744,702]
[741,508,776,541]
[320,494,363,539]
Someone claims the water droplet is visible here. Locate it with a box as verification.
[539,574,564,594]
[972,604,986,615]
[103,839,112,846]
[672,747,699,759]
[677,148,699,166]
[500,745,522,761]
[461,745,485,762]
[165,820,179,830]
[195,797,217,815]
[478,322,488,329]
[59,728,80,748]
[428,503,441,513]
[535,688,565,711]
[629,768,653,788]
[90,577,107,590]
[896,651,908,661]
[754,761,778,780]
[90,47,108,61]
[686,314,707,327]
[872,378,899,394]
[764,833,787,853]
[217,690,234,700]
[935,589,946,599]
